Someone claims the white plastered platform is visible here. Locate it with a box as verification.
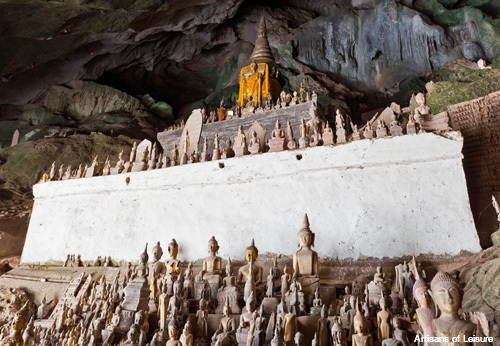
[22,132,481,263]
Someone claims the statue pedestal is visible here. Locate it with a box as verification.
[298,276,320,308]
[122,277,150,312]
[310,134,323,147]
[376,128,388,138]
[287,139,298,150]
[262,297,279,315]
[221,148,235,159]
[299,137,309,148]
[236,328,250,346]
[203,273,222,301]
[212,149,221,160]
[234,145,249,157]
[201,152,211,162]
[268,138,285,152]
[336,129,346,143]
[216,286,241,314]
[180,153,188,165]
[323,132,334,145]
[248,144,260,155]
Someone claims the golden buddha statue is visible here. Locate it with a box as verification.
[237,239,263,285]
[165,239,180,275]
[237,16,281,108]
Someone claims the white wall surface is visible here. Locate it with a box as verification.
[22,132,481,264]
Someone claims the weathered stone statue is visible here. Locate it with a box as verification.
[414,93,430,124]
[171,144,179,166]
[413,274,433,343]
[165,239,181,276]
[316,305,329,346]
[237,239,263,285]
[331,316,346,346]
[217,258,240,314]
[237,291,257,345]
[299,118,309,148]
[213,133,221,160]
[166,319,182,346]
[234,125,250,157]
[352,301,373,346]
[351,123,361,141]
[323,122,334,145]
[269,119,286,152]
[286,120,297,150]
[376,120,388,138]
[180,320,194,346]
[377,296,392,341]
[202,137,211,162]
[202,236,223,299]
[389,114,403,136]
[310,288,323,316]
[222,137,235,159]
[363,125,374,140]
[249,130,261,155]
[151,241,166,278]
[282,305,298,346]
[335,110,347,143]
[266,267,275,298]
[183,262,194,299]
[294,332,304,346]
[293,214,318,277]
[212,298,237,346]
[430,271,476,345]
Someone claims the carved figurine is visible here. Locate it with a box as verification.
[430,271,476,344]
[212,298,237,345]
[293,214,318,277]
[237,239,263,285]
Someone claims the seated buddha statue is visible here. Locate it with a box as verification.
[293,214,318,277]
[202,236,223,298]
[237,239,263,285]
[269,119,286,152]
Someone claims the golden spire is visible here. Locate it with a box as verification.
[248,15,276,67]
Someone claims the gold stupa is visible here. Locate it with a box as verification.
[237,16,282,107]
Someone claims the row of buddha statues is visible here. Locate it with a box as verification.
[162,83,318,133]
[37,88,436,183]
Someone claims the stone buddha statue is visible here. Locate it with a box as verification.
[234,125,249,157]
[269,120,286,152]
[377,296,392,341]
[237,239,263,285]
[202,236,223,298]
[180,320,194,346]
[414,92,430,124]
[310,287,323,316]
[151,241,166,277]
[293,214,318,277]
[212,298,237,345]
[166,319,182,346]
[165,239,181,276]
[352,301,373,346]
[249,130,261,154]
[430,271,476,345]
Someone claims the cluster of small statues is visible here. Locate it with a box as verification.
[2,212,496,346]
[38,89,436,184]
[63,254,114,268]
